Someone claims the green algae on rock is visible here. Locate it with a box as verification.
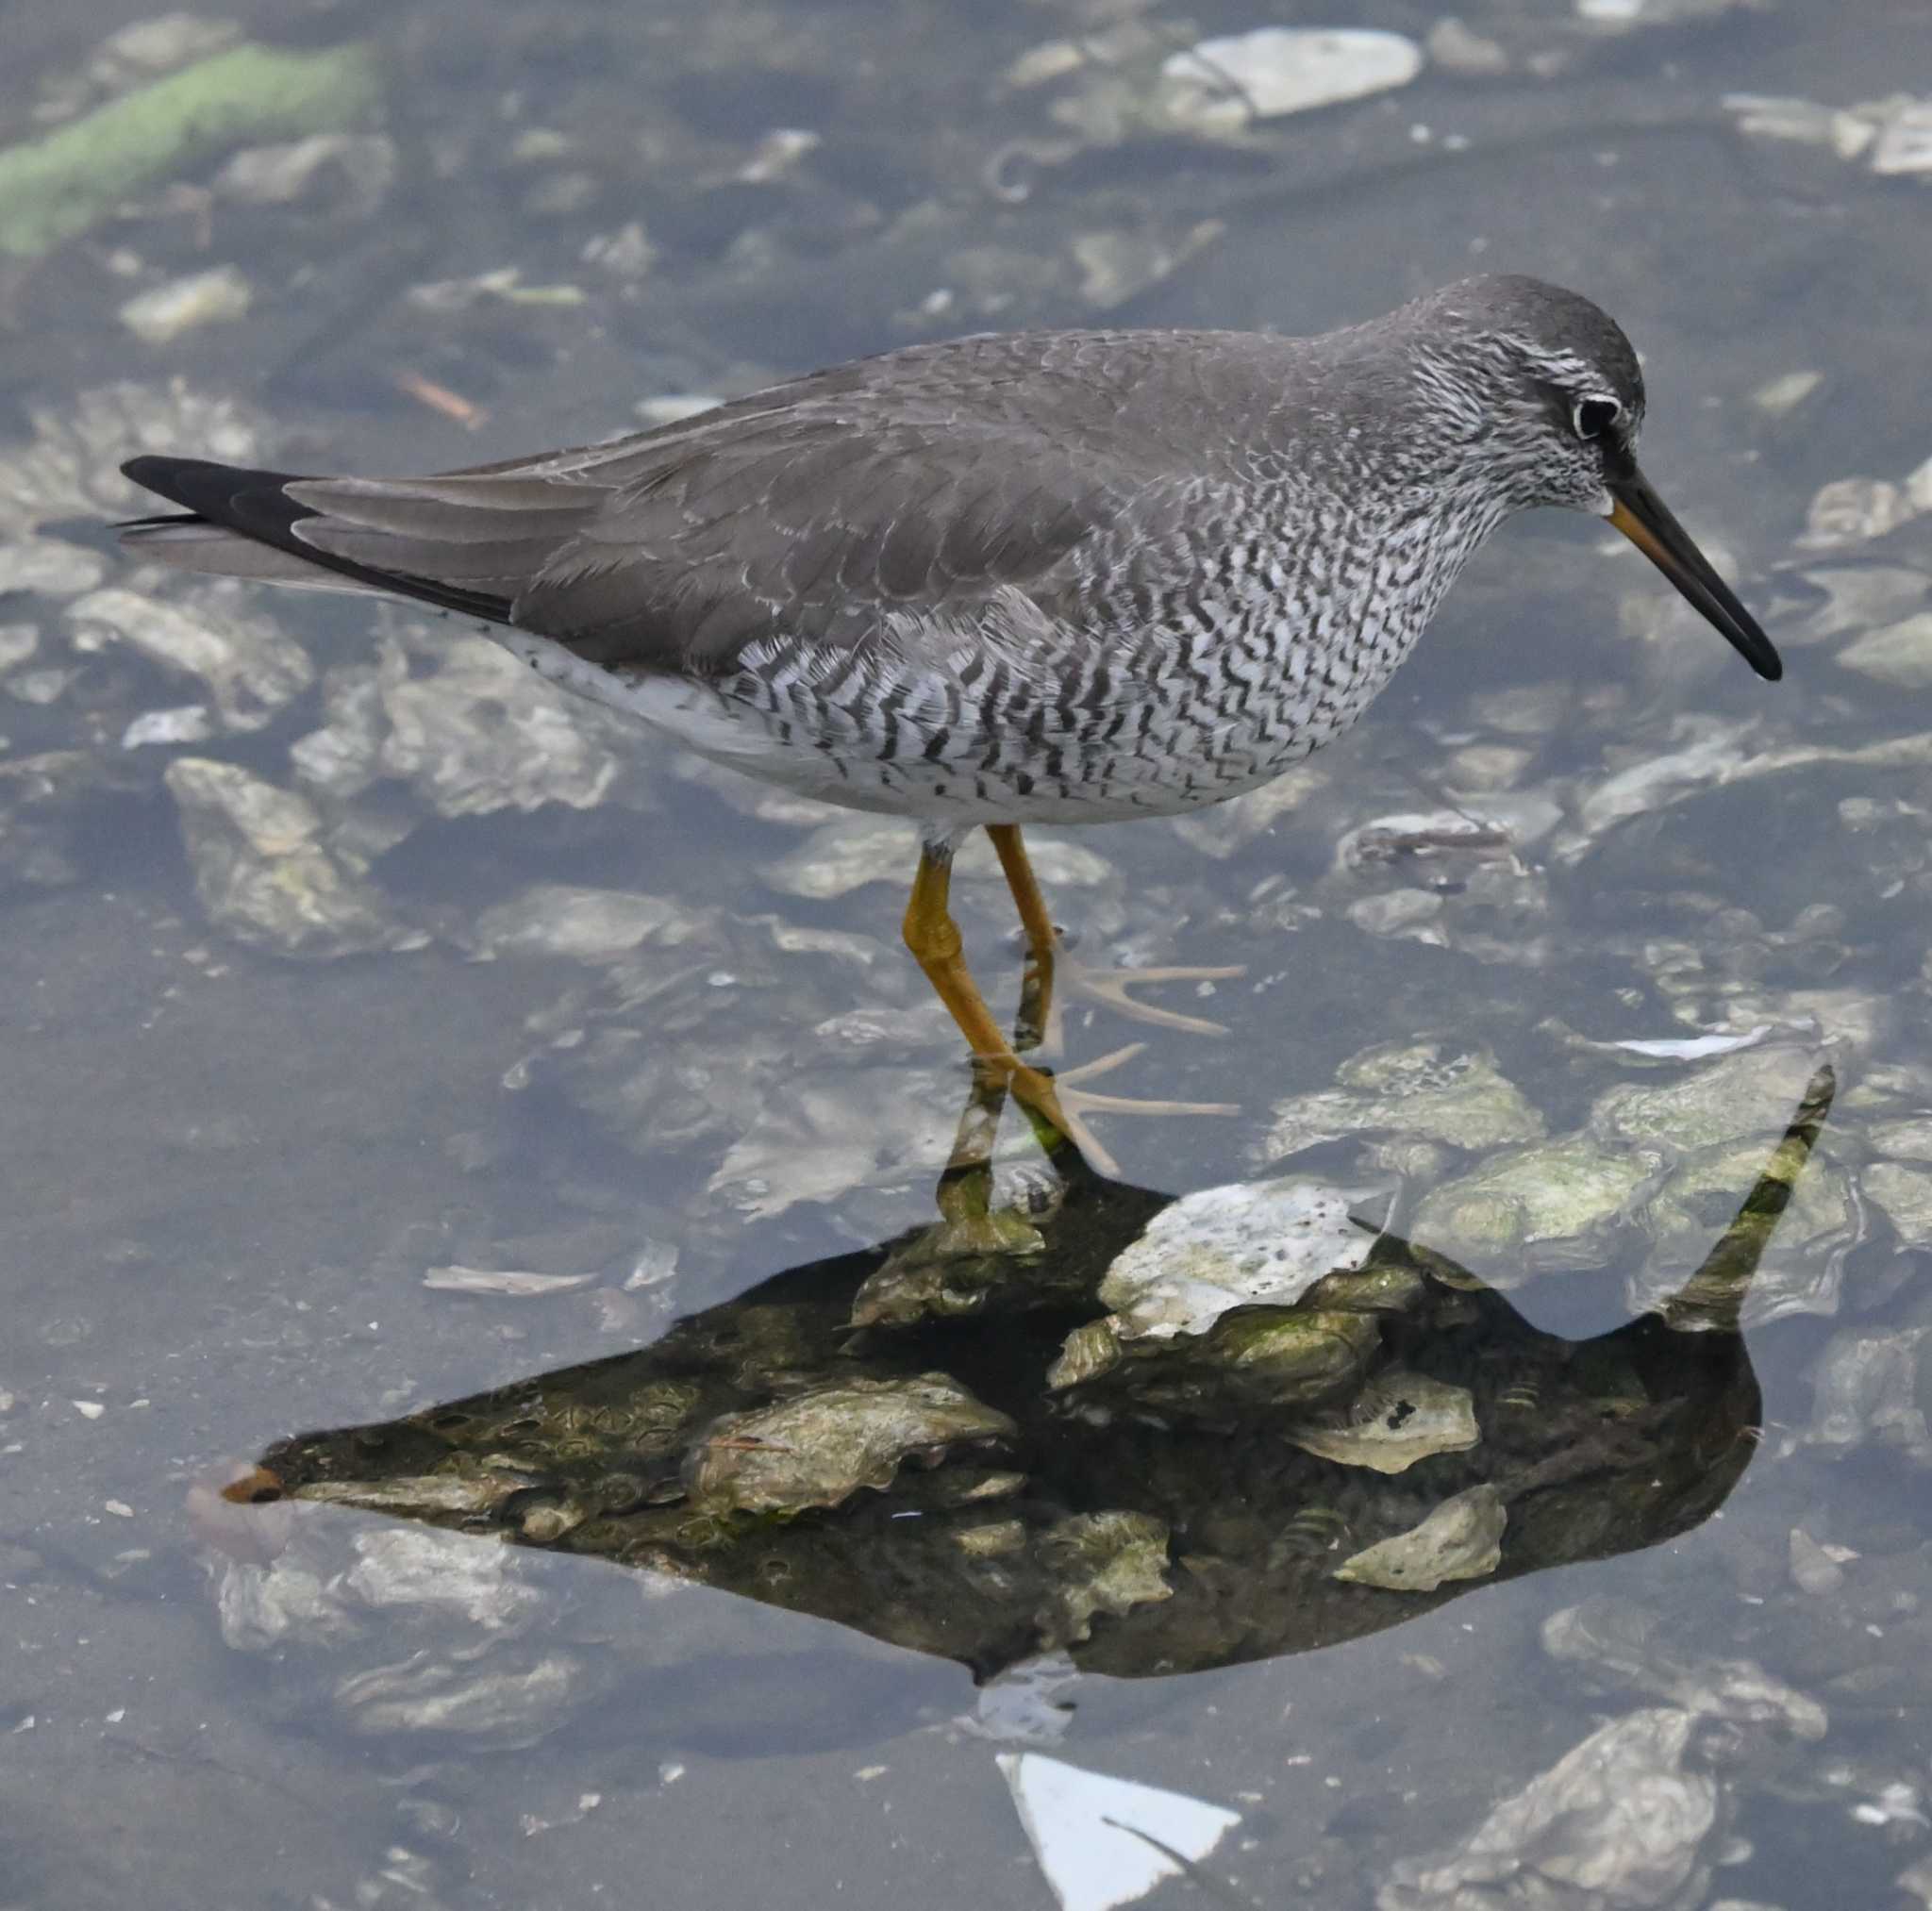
[0,42,383,260]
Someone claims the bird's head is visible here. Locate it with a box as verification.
[1406,274,1780,682]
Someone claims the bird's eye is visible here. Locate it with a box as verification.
[1573,396,1622,440]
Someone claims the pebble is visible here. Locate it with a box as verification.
[1752,369,1824,416]
[0,536,106,598]
[1789,1527,1846,1596]
[1870,98,1932,176]
[422,1267,598,1298]
[118,267,253,344]
[1838,611,1932,689]
[470,885,699,963]
[121,706,213,748]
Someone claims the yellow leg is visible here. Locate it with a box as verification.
[903,841,1024,1064]
[903,839,1238,1176]
[988,823,1058,962]
[985,822,1245,1040]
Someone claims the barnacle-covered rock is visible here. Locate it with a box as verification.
[1091,1176,1380,1338]
[229,1058,1828,1690]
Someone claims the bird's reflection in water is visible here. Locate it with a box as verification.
[230,979,1835,1687]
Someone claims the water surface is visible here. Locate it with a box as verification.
[4,2,1931,1906]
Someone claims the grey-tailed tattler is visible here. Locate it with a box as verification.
[120,274,1781,1168]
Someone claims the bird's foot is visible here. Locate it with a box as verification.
[1004,1044,1240,1178]
[1055,956,1247,1039]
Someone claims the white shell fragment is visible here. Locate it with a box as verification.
[1870,98,1932,175]
[1724,92,1932,174]
[122,705,212,748]
[1609,1025,1771,1061]
[997,1752,1241,1911]
[422,1267,597,1298]
[1335,1484,1506,1591]
[1096,1176,1379,1339]
[1162,27,1422,133]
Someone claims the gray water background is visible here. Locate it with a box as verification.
[3,1,1931,1906]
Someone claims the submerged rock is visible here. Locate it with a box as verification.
[469,885,705,964]
[1542,1597,1827,1737]
[0,536,105,599]
[164,756,417,958]
[847,1161,1064,1327]
[1868,1161,1932,1248]
[686,1373,1017,1515]
[1410,1133,1651,1282]
[1379,1708,1720,1910]
[1591,1043,1838,1156]
[0,747,147,890]
[0,382,259,539]
[333,1648,584,1748]
[1632,1131,1859,1327]
[762,816,1113,901]
[1839,612,1932,689]
[1042,1175,1391,1410]
[1260,1040,1545,1164]
[373,637,624,818]
[1050,1301,1381,1414]
[69,584,312,730]
[1803,1326,1932,1461]
[1032,1511,1172,1645]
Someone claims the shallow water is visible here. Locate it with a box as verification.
[4,2,1932,1907]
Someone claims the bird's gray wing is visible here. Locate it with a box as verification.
[275,334,1223,675]
[125,333,1253,668]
